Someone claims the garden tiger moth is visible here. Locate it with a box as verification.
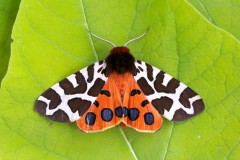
[35,30,204,133]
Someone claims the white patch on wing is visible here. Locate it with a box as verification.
[67,74,78,88]
[189,95,201,104]
[38,96,50,106]
[51,83,65,96]
[162,73,172,86]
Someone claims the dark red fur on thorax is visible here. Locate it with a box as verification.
[105,47,136,75]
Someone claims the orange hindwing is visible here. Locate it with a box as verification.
[76,72,163,133]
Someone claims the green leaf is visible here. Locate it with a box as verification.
[1,0,240,159]
[187,0,240,40]
[0,0,21,85]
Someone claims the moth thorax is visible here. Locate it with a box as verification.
[105,47,136,75]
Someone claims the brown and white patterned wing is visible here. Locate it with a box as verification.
[35,61,108,122]
[134,60,204,121]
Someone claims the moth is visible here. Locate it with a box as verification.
[35,30,204,133]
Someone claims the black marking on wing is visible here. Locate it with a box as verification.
[151,97,173,115]
[39,88,62,110]
[146,63,153,81]
[130,89,141,96]
[88,78,105,97]
[100,90,111,97]
[141,100,149,107]
[93,100,99,107]
[68,98,91,116]
[87,64,94,83]
[154,71,180,94]
[59,72,87,95]
[172,87,205,121]
[35,99,70,123]
[137,77,154,95]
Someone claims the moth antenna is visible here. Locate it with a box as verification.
[86,29,116,47]
[124,27,150,47]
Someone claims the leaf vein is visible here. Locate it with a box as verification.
[119,127,138,160]
[80,0,99,61]
[162,123,174,160]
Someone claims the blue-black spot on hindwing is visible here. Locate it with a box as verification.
[85,112,96,125]
[115,106,128,118]
[128,108,139,121]
[130,89,141,96]
[141,100,149,107]
[100,90,111,97]
[122,107,128,117]
[115,106,123,118]
[101,108,113,122]
[144,112,154,125]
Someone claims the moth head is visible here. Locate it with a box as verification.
[86,28,149,75]
[110,47,130,54]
